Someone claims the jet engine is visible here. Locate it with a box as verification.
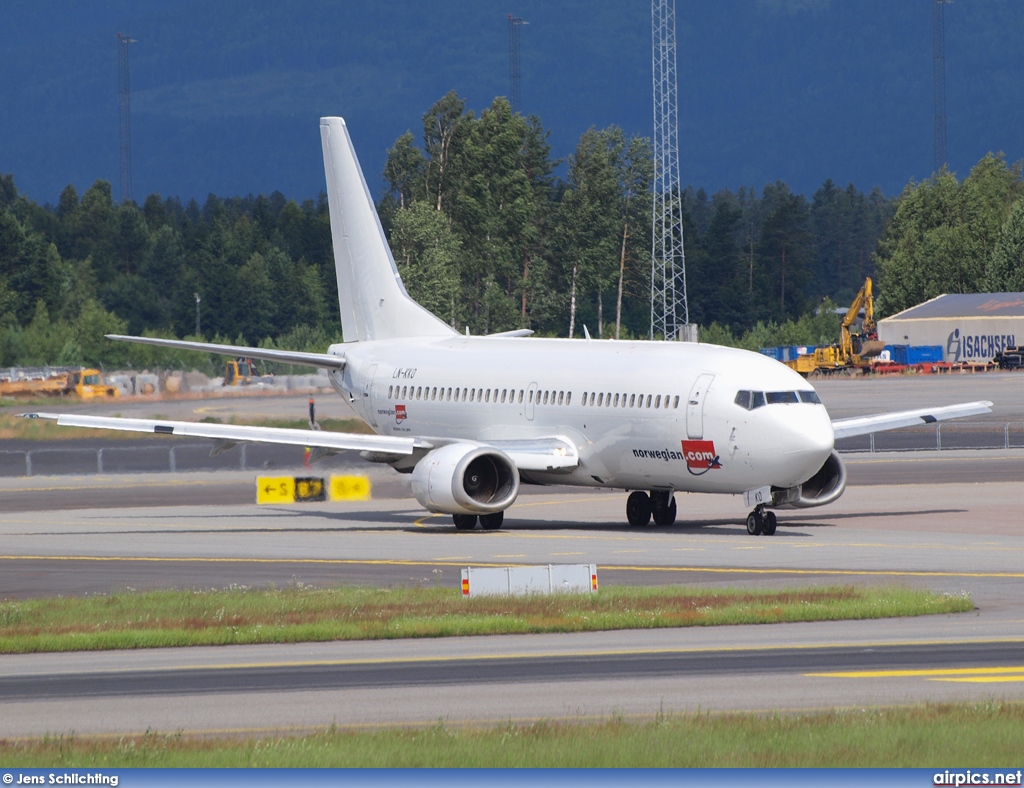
[411,443,520,515]
[771,450,847,509]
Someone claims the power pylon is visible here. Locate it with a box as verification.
[508,15,527,114]
[117,32,136,202]
[650,0,690,340]
[933,0,952,171]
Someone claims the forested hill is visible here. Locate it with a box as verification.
[2,93,1023,371]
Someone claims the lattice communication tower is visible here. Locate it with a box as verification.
[650,0,689,340]
[508,15,527,114]
[117,32,136,202]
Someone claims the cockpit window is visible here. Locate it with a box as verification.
[734,389,820,410]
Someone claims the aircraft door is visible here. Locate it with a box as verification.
[362,363,379,428]
[686,373,715,439]
[525,382,538,421]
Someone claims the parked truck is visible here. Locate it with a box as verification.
[0,367,119,398]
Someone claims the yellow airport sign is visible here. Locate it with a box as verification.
[256,476,296,504]
[330,475,372,501]
[256,475,370,504]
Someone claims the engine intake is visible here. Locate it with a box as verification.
[771,449,847,509]
[411,443,520,515]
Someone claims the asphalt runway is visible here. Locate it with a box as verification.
[2,459,1024,736]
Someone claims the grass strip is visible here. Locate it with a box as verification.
[1,702,1021,767]
[0,584,971,654]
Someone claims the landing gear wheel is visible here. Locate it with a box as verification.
[762,510,778,536]
[626,491,652,527]
[651,492,677,526]
[746,510,763,536]
[453,514,478,530]
[479,511,504,530]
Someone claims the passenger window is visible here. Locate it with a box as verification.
[673,395,680,408]
[582,391,588,406]
[629,394,636,407]
[597,393,603,407]
[519,390,524,403]
[566,392,572,405]
[613,393,619,407]
[485,389,491,403]
[655,395,661,408]
[388,385,393,398]
[646,395,652,408]
[558,391,564,405]
[501,389,507,403]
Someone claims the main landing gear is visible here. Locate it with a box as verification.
[452,511,504,531]
[745,505,777,536]
[626,491,677,527]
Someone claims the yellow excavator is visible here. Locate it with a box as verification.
[785,277,883,377]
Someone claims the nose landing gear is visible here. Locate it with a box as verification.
[745,506,777,536]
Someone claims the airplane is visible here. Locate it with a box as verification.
[22,117,993,536]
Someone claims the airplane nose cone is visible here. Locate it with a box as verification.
[774,406,835,486]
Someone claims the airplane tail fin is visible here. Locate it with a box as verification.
[320,117,457,342]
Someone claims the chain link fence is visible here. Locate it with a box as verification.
[0,442,357,477]
[835,422,1024,453]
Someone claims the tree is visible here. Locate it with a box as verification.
[875,155,1024,315]
[756,183,811,322]
[390,201,460,326]
[557,128,622,337]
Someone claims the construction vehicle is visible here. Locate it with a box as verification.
[0,367,119,398]
[784,277,883,377]
[223,357,274,386]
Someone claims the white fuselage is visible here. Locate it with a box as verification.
[328,336,835,496]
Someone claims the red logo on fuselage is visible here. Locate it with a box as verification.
[395,404,407,422]
[681,440,720,470]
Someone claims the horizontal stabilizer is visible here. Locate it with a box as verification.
[20,413,428,454]
[831,400,993,440]
[105,334,345,370]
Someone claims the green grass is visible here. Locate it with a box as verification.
[0,584,971,654]
[1,702,1021,766]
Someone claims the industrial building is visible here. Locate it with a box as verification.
[878,293,1024,363]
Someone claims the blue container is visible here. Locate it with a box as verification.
[759,347,784,361]
[907,345,944,364]
[883,344,909,365]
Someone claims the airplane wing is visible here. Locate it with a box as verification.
[19,413,577,471]
[831,400,993,440]
[20,413,425,454]
[105,334,345,370]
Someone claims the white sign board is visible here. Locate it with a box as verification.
[461,564,598,597]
